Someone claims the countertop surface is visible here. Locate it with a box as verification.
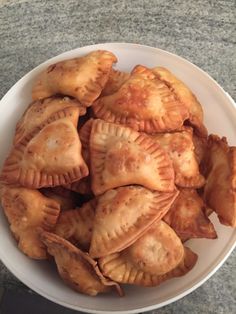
[0,0,235,313]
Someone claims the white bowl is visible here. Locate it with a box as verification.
[0,43,236,314]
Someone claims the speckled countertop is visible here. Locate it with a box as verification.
[0,0,235,313]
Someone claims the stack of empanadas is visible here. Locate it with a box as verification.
[0,49,235,297]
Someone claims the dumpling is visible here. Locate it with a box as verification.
[1,185,60,259]
[152,67,207,137]
[14,97,85,146]
[90,119,175,195]
[204,135,236,227]
[152,128,205,188]
[32,50,117,107]
[0,107,88,188]
[92,65,189,133]
[99,221,197,286]
[101,69,130,96]
[40,231,123,296]
[163,189,217,241]
[54,199,96,250]
[89,186,179,258]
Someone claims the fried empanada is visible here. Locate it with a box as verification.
[99,223,197,286]
[54,199,96,250]
[14,97,85,146]
[0,107,88,188]
[92,65,189,133]
[89,186,179,258]
[78,118,93,164]
[152,128,205,188]
[40,188,77,211]
[32,50,117,106]
[204,135,236,227]
[152,67,207,137]
[90,119,175,195]
[40,231,123,296]
[101,69,130,96]
[1,186,60,259]
[192,133,208,165]
[163,189,217,241]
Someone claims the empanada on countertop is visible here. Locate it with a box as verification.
[90,119,175,195]
[1,185,60,259]
[54,199,96,250]
[40,231,123,296]
[89,186,179,258]
[14,97,86,146]
[101,69,130,96]
[152,67,207,137]
[204,135,236,227]
[152,128,205,188]
[99,233,197,287]
[0,107,88,188]
[163,189,217,241]
[32,50,117,107]
[93,65,189,133]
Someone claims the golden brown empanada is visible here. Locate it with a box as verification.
[90,119,175,195]
[152,67,207,137]
[40,231,123,296]
[1,185,60,259]
[152,128,205,188]
[101,69,130,96]
[163,189,217,241]
[40,188,77,211]
[0,107,88,188]
[192,133,208,165]
[92,65,189,133]
[14,97,86,146]
[32,50,117,107]
[99,223,197,286]
[204,135,236,227]
[78,118,93,164]
[54,199,96,250]
[89,186,179,258]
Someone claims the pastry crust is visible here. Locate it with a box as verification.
[89,186,179,258]
[40,231,123,296]
[92,65,189,133]
[101,69,130,96]
[14,97,85,146]
[204,135,236,227]
[152,67,207,137]
[99,241,197,287]
[1,185,60,259]
[163,189,217,241]
[32,50,117,106]
[0,107,88,188]
[54,199,96,250]
[90,119,175,195]
[152,128,205,188]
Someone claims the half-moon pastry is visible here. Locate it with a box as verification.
[32,50,117,106]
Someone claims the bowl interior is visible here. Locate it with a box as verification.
[0,43,236,314]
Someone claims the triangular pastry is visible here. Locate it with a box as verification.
[204,135,236,227]
[99,222,197,286]
[89,186,179,258]
[90,119,175,195]
[163,189,217,241]
[40,231,123,296]
[152,128,205,188]
[14,97,85,146]
[92,65,189,133]
[32,50,117,106]
[1,185,60,259]
[0,107,88,188]
[152,67,207,137]
[101,69,130,96]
